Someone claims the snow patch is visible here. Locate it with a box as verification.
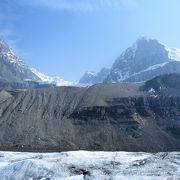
[0,43,24,66]
[113,68,130,82]
[148,88,155,94]
[148,88,158,98]
[166,47,180,61]
[86,71,96,76]
[30,68,51,82]
[141,62,169,72]
[112,62,169,83]
[30,68,73,86]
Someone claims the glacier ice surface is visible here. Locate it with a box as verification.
[0,151,180,179]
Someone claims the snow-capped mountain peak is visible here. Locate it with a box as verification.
[104,37,170,83]
[0,39,24,65]
[81,37,180,84]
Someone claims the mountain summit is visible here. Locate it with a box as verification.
[80,37,180,84]
[105,37,180,83]
[105,37,170,82]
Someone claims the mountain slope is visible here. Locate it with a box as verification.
[0,38,72,86]
[120,61,180,82]
[79,68,110,85]
[0,39,40,82]
[1,74,180,152]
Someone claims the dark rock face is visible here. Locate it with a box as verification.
[0,74,180,152]
[141,73,180,96]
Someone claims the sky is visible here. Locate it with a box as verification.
[1,0,180,82]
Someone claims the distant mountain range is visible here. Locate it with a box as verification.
[0,38,72,86]
[2,37,180,87]
[80,37,180,84]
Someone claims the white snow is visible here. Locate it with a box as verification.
[148,88,158,98]
[114,69,130,82]
[30,67,74,86]
[86,71,96,76]
[0,151,179,179]
[30,68,73,86]
[166,47,180,61]
[140,62,169,72]
[0,39,23,65]
[134,62,168,77]
[112,62,169,83]
[30,68,52,82]
[149,88,156,94]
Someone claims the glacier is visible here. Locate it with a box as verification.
[30,68,73,86]
[0,151,180,179]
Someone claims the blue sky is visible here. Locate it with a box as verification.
[1,0,180,82]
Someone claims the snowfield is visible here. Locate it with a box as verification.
[0,151,180,179]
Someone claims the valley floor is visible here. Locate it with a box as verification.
[0,151,179,180]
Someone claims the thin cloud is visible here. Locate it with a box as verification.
[18,0,139,12]
[0,0,23,57]
[0,0,19,38]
